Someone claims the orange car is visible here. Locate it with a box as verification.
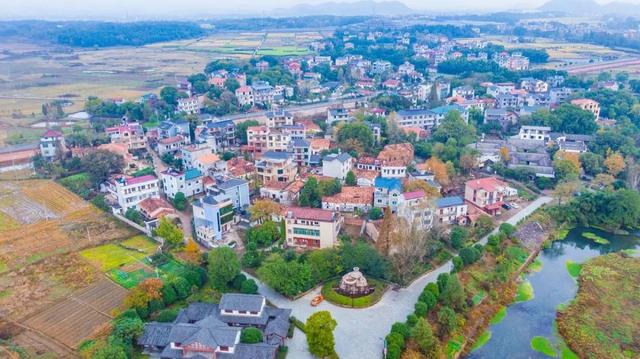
[311,294,324,306]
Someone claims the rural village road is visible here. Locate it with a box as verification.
[245,196,553,359]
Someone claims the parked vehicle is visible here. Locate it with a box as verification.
[311,294,324,306]
[502,203,512,210]
[228,241,237,249]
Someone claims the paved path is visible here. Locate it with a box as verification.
[248,195,553,359]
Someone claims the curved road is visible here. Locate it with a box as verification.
[247,196,553,359]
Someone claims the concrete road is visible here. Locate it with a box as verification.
[247,196,553,359]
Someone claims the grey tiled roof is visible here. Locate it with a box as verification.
[218,178,248,190]
[138,323,173,346]
[219,293,264,312]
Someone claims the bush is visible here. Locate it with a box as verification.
[406,314,418,327]
[415,302,428,317]
[111,317,144,345]
[321,278,386,308]
[241,279,259,294]
[147,299,163,314]
[155,308,179,322]
[386,332,405,350]
[161,283,178,305]
[171,277,192,299]
[425,282,439,299]
[387,344,402,359]
[391,322,410,339]
[418,290,437,310]
[450,226,468,250]
[117,309,139,320]
[369,207,383,220]
[460,247,482,266]
[499,223,517,238]
[240,327,263,344]
[452,256,464,272]
[232,273,248,290]
[290,316,306,333]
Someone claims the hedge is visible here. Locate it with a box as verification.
[320,278,386,308]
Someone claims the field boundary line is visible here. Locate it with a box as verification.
[0,315,80,358]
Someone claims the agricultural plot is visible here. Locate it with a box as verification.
[23,279,127,349]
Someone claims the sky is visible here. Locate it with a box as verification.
[3,0,640,20]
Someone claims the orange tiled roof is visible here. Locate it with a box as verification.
[322,186,374,205]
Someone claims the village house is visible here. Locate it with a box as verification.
[266,109,294,128]
[377,143,414,167]
[451,85,475,99]
[106,122,146,150]
[284,207,343,249]
[484,109,518,130]
[321,186,374,213]
[246,125,269,154]
[235,86,254,107]
[256,151,297,183]
[161,168,204,199]
[159,119,190,139]
[380,160,407,179]
[138,293,291,359]
[39,129,66,159]
[374,177,403,211]
[203,118,237,150]
[570,98,600,120]
[176,96,201,115]
[435,196,468,225]
[327,107,352,125]
[157,135,188,156]
[0,143,39,173]
[260,180,304,205]
[517,125,551,141]
[354,168,378,187]
[322,153,353,180]
[105,174,160,213]
[464,177,513,216]
[396,190,434,230]
[288,138,311,167]
[193,192,235,246]
[550,133,593,154]
[138,197,176,233]
[213,177,251,210]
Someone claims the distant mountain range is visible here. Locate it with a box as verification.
[539,0,640,15]
[271,1,414,17]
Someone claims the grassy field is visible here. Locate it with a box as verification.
[80,236,157,271]
[557,253,640,359]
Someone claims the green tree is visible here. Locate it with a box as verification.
[246,220,280,247]
[172,192,187,211]
[336,123,375,150]
[125,208,144,225]
[207,247,240,289]
[155,217,183,247]
[460,247,482,266]
[298,176,322,208]
[256,254,313,296]
[369,207,383,220]
[554,159,580,182]
[306,311,338,358]
[160,86,179,106]
[437,306,458,336]
[240,327,263,344]
[81,149,125,185]
[111,316,144,345]
[449,226,468,250]
[224,78,240,93]
[433,110,477,146]
[439,274,466,310]
[307,249,342,283]
[241,279,259,294]
[345,170,357,186]
[235,120,260,145]
[411,318,439,357]
[92,343,127,359]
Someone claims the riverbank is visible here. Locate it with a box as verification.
[557,252,640,358]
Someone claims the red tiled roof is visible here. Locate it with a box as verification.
[158,136,183,145]
[43,129,63,138]
[127,175,157,185]
[402,190,425,201]
[286,206,336,222]
[322,186,374,205]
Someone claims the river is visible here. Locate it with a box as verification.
[467,227,640,359]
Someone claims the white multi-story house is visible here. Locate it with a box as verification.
[39,129,66,159]
[176,96,200,114]
[517,126,551,141]
[161,168,204,199]
[106,122,146,150]
[374,177,403,211]
[235,86,254,107]
[193,193,235,246]
[284,207,343,249]
[322,153,353,180]
[380,161,407,179]
[397,191,434,230]
[435,196,468,225]
[266,110,294,128]
[327,107,352,125]
[105,174,160,213]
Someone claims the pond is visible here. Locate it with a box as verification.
[467,227,640,359]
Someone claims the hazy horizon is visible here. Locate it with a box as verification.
[4,0,639,21]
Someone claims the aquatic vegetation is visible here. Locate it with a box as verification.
[582,231,610,244]
[531,336,558,357]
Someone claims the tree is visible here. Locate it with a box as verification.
[336,122,375,152]
[459,247,482,266]
[249,199,281,223]
[257,254,313,296]
[580,152,605,176]
[411,318,439,357]
[369,207,383,220]
[160,86,179,106]
[403,180,440,198]
[424,157,450,186]
[449,226,468,250]
[439,274,466,310]
[554,181,580,205]
[207,247,240,289]
[593,173,615,189]
[246,221,280,247]
[81,149,125,185]
[437,306,458,336]
[298,177,322,208]
[555,150,581,171]
[183,238,201,264]
[376,207,394,256]
[124,208,144,225]
[345,170,357,186]
[240,327,263,344]
[339,242,389,279]
[235,120,260,145]
[124,278,164,311]
[307,249,342,283]
[306,311,338,358]
[604,150,625,177]
[625,157,640,190]
[554,158,580,182]
[155,217,183,247]
[173,192,187,211]
[241,279,258,294]
[92,343,128,359]
[500,145,510,163]
[111,316,144,345]
[433,111,476,146]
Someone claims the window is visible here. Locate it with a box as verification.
[293,227,320,236]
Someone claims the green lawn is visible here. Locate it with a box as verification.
[446,334,465,358]
[471,331,492,352]
[108,268,156,289]
[472,291,487,306]
[515,280,534,302]
[80,236,156,272]
[565,260,582,278]
[321,278,386,308]
[531,336,558,357]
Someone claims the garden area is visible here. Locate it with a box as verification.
[321,277,387,308]
[382,223,534,359]
[557,253,640,359]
